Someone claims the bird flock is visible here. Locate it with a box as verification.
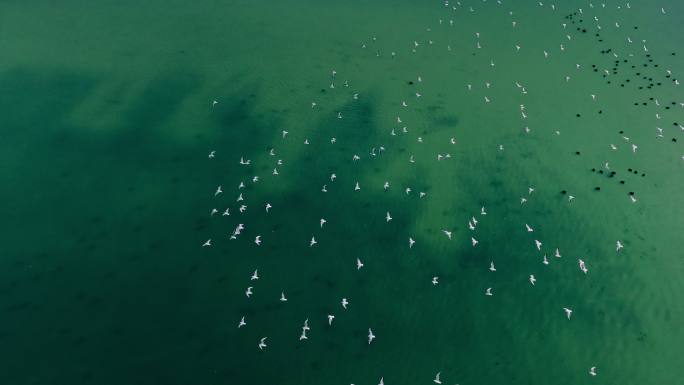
[204,1,680,383]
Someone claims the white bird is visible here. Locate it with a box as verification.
[258,337,267,350]
[379,377,384,385]
[341,298,349,309]
[208,150,216,158]
[589,367,597,376]
[368,328,376,344]
[238,316,246,328]
[481,206,487,215]
[443,230,452,240]
[310,237,317,247]
[554,248,561,258]
[534,240,542,250]
[543,255,549,265]
[563,307,573,319]
[409,237,416,248]
[616,240,623,252]
[529,275,536,285]
[320,218,327,228]
[254,236,261,246]
[355,182,361,191]
[251,269,259,280]
[432,276,439,285]
[327,314,335,325]
[246,287,253,298]
[386,212,392,222]
[299,329,308,340]
[265,203,272,212]
[525,224,534,232]
[434,372,442,384]
[485,287,493,296]
[280,292,287,302]
[357,258,364,270]
[578,259,588,274]
[472,237,478,247]
[214,186,223,196]
[489,262,496,272]
[303,318,310,331]
[202,239,212,247]
[468,221,476,230]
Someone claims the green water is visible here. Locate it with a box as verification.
[1,1,683,384]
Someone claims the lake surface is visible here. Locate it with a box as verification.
[1,1,683,384]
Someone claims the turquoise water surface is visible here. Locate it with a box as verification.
[1,1,683,384]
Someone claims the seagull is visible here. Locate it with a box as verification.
[214,186,223,196]
[327,314,335,325]
[485,287,493,296]
[525,224,534,232]
[442,230,452,240]
[341,298,349,309]
[432,276,439,285]
[434,372,442,384]
[554,248,561,258]
[578,259,588,274]
[409,237,416,248]
[208,150,216,158]
[489,262,496,272]
[472,237,479,246]
[254,236,261,246]
[251,269,259,280]
[616,240,623,252]
[280,292,287,302]
[543,255,549,265]
[563,307,573,319]
[529,275,536,285]
[202,239,212,247]
[320,218,327,228]
[303,319,310,331]
[238,316,246,328]
[368,328,376,344]
[589,367,597,376]
[310,237,317,247]
[258,337,267,350]
[386,212,392,222]
[265,203,272,212]
[534,240,542,250]
[355,182,361,191]
[246,287,253,298]
[212,100,218,107]
[379,377,384,385]
[468,221,476,230]
[356,258,364,270]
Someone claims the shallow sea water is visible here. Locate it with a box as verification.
[0,1,683,384]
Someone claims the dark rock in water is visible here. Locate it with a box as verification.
[561,190,567,194]
[595,187,601,191]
